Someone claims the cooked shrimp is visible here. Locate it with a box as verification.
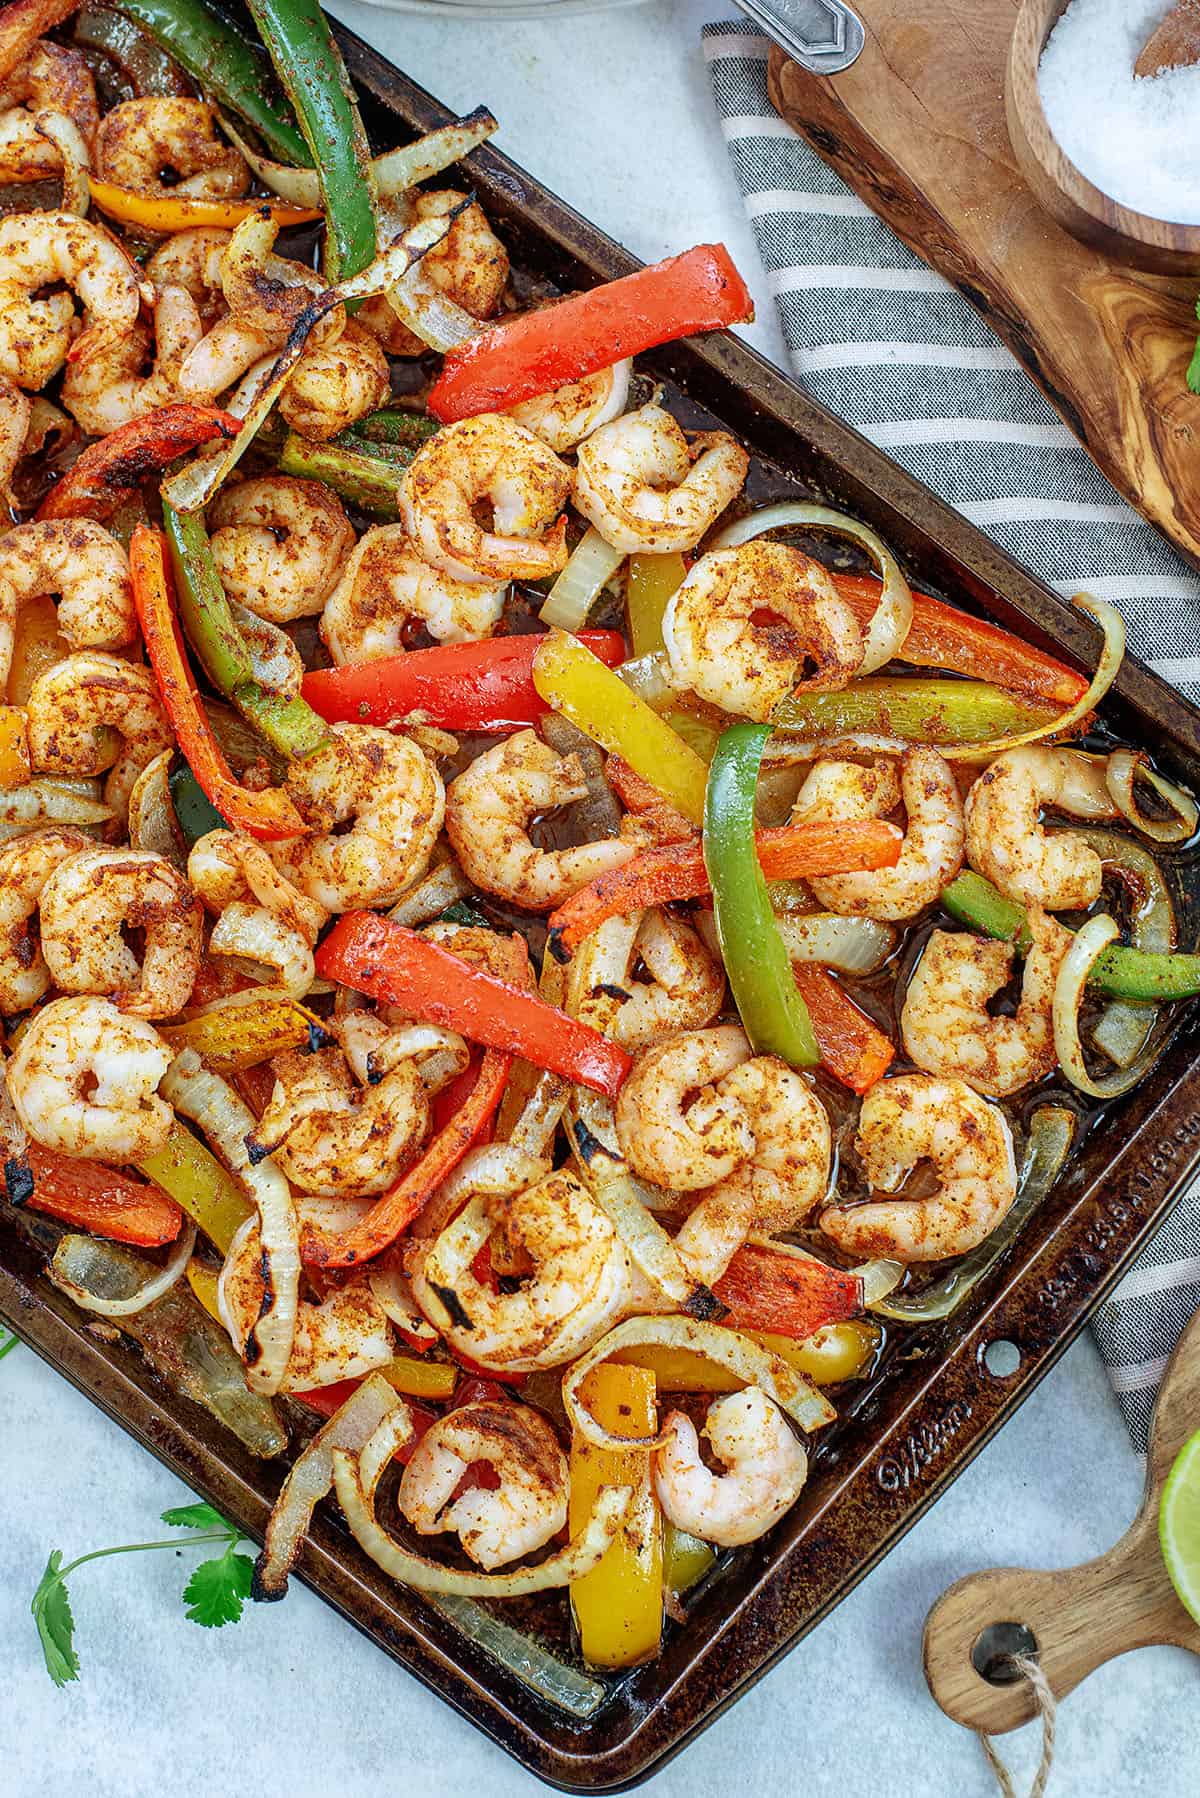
[573,403,748,555]
[901,911,1072,1097]
[7,994,173,1161]
[322,523,508,660]
[964,745,1113,910]
[0,210,145,390]
[398,1400,568,1570]
[249,1044,430,1198]
[278,318,390,442]
[39,846,202,1019]
[653,1388,808,1548]
[208,477,354,623]
[94,97,249,200]
[0,42,99,147]
[410,1155,631,1372]
[400,414,571,585]
[188,827,327,998]
[0,372,30,505]
[610,910,726,1051]
[359,189,509,356]
[60,283,204,434]
[509,359,632,453]
[0,532,137,702]
[176,220,333,402]
[26,650,173,826]
[269,723,445,910]
[663,542,863,721]
[0,826,91,1012]
[797,747,964,921]
[822,1073,1017,1262]
[334,1011,469,1096]
[445,729,643,910]
[0,103,88,195]
[144,228,228,324]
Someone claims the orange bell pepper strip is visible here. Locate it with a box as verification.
[37,405,241,523]
[791,963,895,1093]
[428,243,755,422]
[831,573,1087,709]
[605,755,695,843]
[712,1242,861,1341]
[87,178,321,233]
[546,818,903,961]
[129,525,309,842]
[19,1144,183,1247]
[0,706,30,788]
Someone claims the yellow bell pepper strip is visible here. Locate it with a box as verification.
[704,723,819,1067]
[138,1120,252,1256]
[376,1355,457,1402]
[772,677,1060,744]
[8,593,67,705]
[130,525,309,842]
[533,628,709,827]
[185,1257,222,1322]
[87,177,320,232]
[626,551,686,657]
[568,1362,663,1668]
[664,1525,715,1598]
[615,1321,881,1392]
[0,706,30,787]
[159,993,327,1073]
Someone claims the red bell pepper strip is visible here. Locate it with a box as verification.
[302,631,626,733]
[129,525,309,843]
[21,1145,183,1247]
[547,818,903,961]
[713,1243,861,1341]
[301,1044,513,1267]
[427,243,755,423]
[791,964,895,1093]
[831,573,1088,709]
[316,911,633,1099]
[37,406,241,522]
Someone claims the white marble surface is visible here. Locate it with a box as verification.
[3,3,1198,1792]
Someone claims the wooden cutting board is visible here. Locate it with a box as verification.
[766,4,1200,569]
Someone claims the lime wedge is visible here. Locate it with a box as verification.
[1159,1427,1200,1626]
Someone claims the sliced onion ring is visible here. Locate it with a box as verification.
[1052,912,1167,1098]
[367,1263,439,1348]
[1105,750,1198,845]
[386,859,474,928]
[539,527,626,632]
[49,1220,195,1317]
[712,501,913,677]
[615,648,679,707]
[774,911,897,975]
[220,108,498,208]
[34,111,90,215]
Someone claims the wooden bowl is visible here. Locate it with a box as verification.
[1006,0,1200,274]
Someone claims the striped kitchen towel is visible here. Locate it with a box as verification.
[703,17,1200,1450]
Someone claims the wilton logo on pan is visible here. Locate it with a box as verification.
[875,1401,973,1493]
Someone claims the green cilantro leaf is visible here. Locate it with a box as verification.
[182,1547,254,1628]
[31,1551,80,1688]
[0,1329,19,1364]
[162,1502,232,1534]
[1187,334,1200,396]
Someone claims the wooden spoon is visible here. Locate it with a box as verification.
[1135,0,1200,77]
[923,1303,1200,1734]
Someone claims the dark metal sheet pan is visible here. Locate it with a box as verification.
[5,15,1200,1787]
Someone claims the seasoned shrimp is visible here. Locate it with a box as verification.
[0,531,137,702]
[400,414,571,585]
[445,729,643,910]
[901,911,1072,1097]
[249,1044,430,1198]
[509,360,632,454]
[39,846,202,1019]
[94,97,249,200]
[269,723,445,910]
[321,523,508,660]
[279,319,390,442]
[410,1154,631,1372]
[663,543,863,721]
[573,403,748,555]
[822,1073,1017,1263]
[360,189,509,356]
[61,284,204,434]
[0,210,145,390]
[964,745,1114,910]
[797,748,964,921]
[208,477,354,623]
[188,827,327,998]
[0,42,99,149]
[610,910,726,1051]
[0,826,91,1012]
[334,1010,469,1096]
[398,1401,568,1570]
[7,995,173,1161]
[0,372,30,505]
[26,650,174,825]
[144,228,228,324]
[653,1389,808,1548]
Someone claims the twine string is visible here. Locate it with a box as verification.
[978,1653,1058,1798]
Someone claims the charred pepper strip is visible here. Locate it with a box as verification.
[37,405,241,523]
[23,1145,183,1248]
[278,429,411,520]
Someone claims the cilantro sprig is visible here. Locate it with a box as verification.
[0,1328,19,1365]
[31,1501,255,1686]
[1188,298,1200,395]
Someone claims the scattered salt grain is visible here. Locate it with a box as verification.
[1038,0,1200,224]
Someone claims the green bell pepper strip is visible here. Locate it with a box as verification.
[703,723,819,1067]
[772,677,1057,744]
[941,869,1200,1002]
[114,0,311,166]
[168,760,227,843]
[244,0,377,282]
[163,502,329,762]
[279,429,411,519]
[340,409,440,451]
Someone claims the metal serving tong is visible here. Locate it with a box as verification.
[730,0,865,73]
